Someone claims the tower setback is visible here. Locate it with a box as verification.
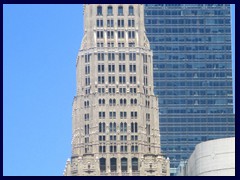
[63,4,170,176]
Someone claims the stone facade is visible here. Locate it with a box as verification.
[63,4,170,176]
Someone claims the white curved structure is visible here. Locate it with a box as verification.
[186,137,235,176]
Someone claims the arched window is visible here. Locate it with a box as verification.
[108,6,113,16]
[100,158,106,171]
[118,6,123,15]
[97,6,102,16]
[110,158,117,171]
[132,158,138,171]
[109,99,113,105]
[134,99,137,104]
[121,158,128,172]
[129,6,134,15]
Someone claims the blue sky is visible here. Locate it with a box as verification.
[3,4,235,176]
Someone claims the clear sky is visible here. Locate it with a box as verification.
[3,4,235,176]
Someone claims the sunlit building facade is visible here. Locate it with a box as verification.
[63,4,170,176]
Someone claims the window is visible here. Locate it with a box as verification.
[99,122,105,132]
[131,122,138,132]
[98,76,105,84]
[85,65,90,74]
[98,99,105,105]
[130,98,137,105]
[120,112,127,119]
[98,88,105,94]
[120,122,127,132]
[119,53,125,61]
[119,87,126,94]
[97,53,104,61]
[84,113,89,121]
[99,135,106,141]
[107,31,114,39]
[99,112,105,119]
[130,76,136,84]
[121,135,127,141]
[110,135,117,141]
[107,6,113,16]
[110,158,117,172]
[97,31,104,39]
[85,76,90,86]
[84,101,89,108]
[129,65,136,72]
[121,158,128,171]
[108,87,116,94]
[118,6,123,15]
[143,65,147,74]
[96,19,103,27]
[118,19,124,27]
[97,6,102,16]
[128,19,135,27]
[131,146,138,153]
[85,87,90,95]
[131,135,138,141]
[97,43,104,47]
[129,43,135,47]
[130,88,137,94]
[108,65,115,73]
[129,53,136,61]
[109,99,116,106]
[99,146,106,153]
[131,112,138,119]
[129,6,134,15]
[118,43,124,47]
[110,146,117,153]
[98,64,104,72]
[132,158,138,171]
[146,124,150,135]
[100,158,106,171]
[108,43,114,47]
[120,99,127,106]
[144,76,148,86]
[119,76,126,84]
[128,31,135,39]
[109,112,116,119]
[109,122,116,132]
[108,53,115,61]
[118,31,125,39]
[119,64,126,72]
[120,146,128,153]
[107,19,114,27]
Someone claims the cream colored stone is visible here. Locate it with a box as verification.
[64,4,170,176]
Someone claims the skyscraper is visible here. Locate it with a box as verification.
[63,4,170,176]
[144,4,235,175]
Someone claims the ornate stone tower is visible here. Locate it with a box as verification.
[63,4,170,176]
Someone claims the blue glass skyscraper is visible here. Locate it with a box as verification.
[144,4,235,175]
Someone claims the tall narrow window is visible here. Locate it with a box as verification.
[118,6,123,15]
[97,6,102,16]
[110,158,117,172]
[121,158,128,172]
[129,6,134,15]
[100,158,106,171]
[132,158,138,171]
[108,6,113,16]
